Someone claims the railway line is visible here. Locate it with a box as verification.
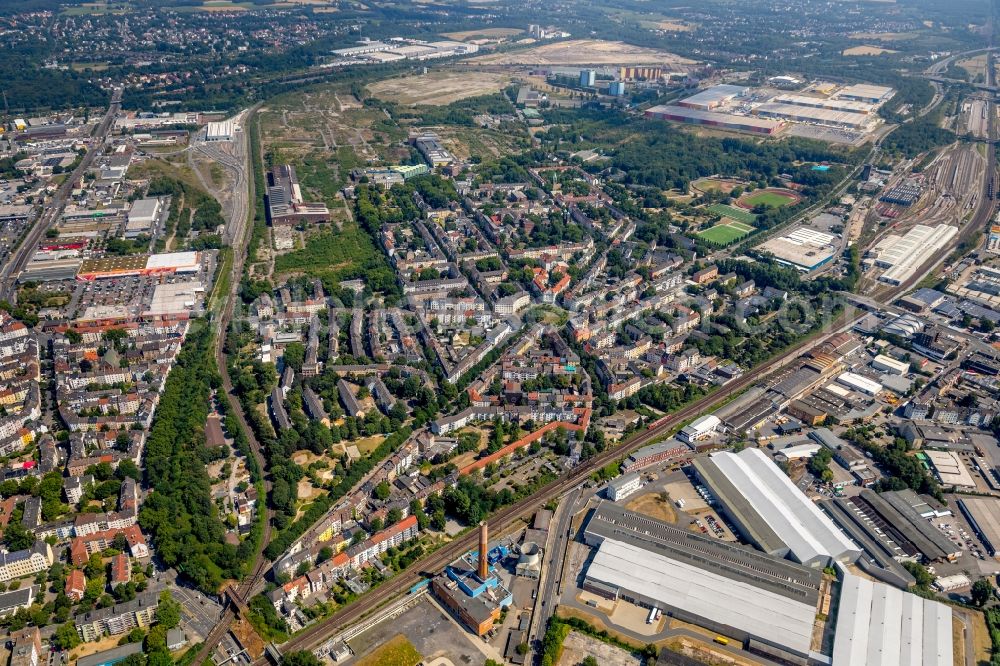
[257,306,864,663]
[190,105,273,666]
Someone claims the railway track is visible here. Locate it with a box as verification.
[259,308,862,663]
[190,105,273,666]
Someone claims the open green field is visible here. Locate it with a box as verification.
[706,204,757,225]
[354,635,421,666]
[739,189,800,209]
[274,221,382,281]
[696,221,755,245]
[691,177,745,194]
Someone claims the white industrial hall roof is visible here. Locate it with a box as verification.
[587,537,817,657]
[832,572,951,666]
[706,448,861,565]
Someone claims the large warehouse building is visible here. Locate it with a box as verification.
[644,106,784,135]
[772,94,876,114]
[832,571,952,666]
[957,496,1000,556]
[77,251,203,281]
[582,502,824,664]
[757,227,838,271]
[754,103,871,129]
[676,84,749,110]
[692,448,862,567]
[870,224,958,286]
[835,83,894,104]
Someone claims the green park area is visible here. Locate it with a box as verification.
[705,204,757,225]
[696,220,756,245]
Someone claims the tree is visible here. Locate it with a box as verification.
[2,522,34,551]
[86,553,105,579]
[53,622,81,650]
[582,658,599,666]
[972,578,992,607]
[282,652,322,666]
[374,481,391,501]
[157,591,181,629]
[283,342,306,372]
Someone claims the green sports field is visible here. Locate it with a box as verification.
[739,189,799,208]
[696,221,755,245]
[706,204,757,225]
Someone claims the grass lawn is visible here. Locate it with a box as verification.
[740,190,798,208]
[705,204,757,225]
[696,221,754,245]
[354,634,422,666]
[273,220,389,285]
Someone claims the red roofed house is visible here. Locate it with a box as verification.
[65,569,86,601]
[110,553,131,587]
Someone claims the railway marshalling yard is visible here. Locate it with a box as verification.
[857,143,986,296]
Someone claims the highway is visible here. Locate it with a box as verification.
[0,87,122,302]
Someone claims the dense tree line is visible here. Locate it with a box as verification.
[139,325,247,593]
[263,427,413,560]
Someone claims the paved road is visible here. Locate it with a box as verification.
[529,487,584,653]
[0,87,122,301]
[256,305,866,664]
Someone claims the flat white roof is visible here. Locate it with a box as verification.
[588,537,817,656]
[873,354,909,373]
[145,251,200,270]
[837,371,883,395]
[684,414,721,433]
[836,83,894,100]
[925,450,975,488]
[680,84,748,106]
[878,225,957,286]
[707,448,861,565]
[129,198,160,220]
[755,103,871,128]
[832,572,951,666]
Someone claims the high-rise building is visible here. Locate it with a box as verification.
[580,69,596,87]
[608,81,626,96]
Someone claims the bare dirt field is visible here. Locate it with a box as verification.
[367,71,513,106]
[843,45,897,56]
[654,20,694,31]
[957,54,988,79]
[558,631,641,666]
[625,491,678,524]
[848,31,918,41]
[441,27,523,41]
[471,39,695,66]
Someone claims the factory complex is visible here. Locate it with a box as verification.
[692,448,862,566]
[646,81,892,137]
[757,227,839,271]
[580,497,953,666]
[643,105,784,135]
[582,502,825,663]
[866,224,959,286]
[331,38,479,64]
[832,572,952,666]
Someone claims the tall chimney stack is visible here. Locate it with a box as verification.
[478,521,489,580]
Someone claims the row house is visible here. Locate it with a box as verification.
[346,515,419,568]
[0,543,53,582]
[74,591,159,642]
[70,525,149,566]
